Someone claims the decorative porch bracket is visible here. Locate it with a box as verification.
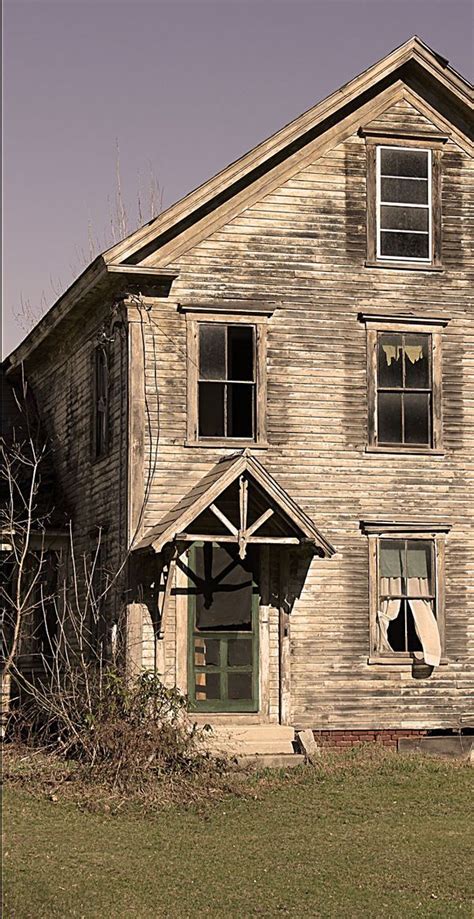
[204,474,277,558]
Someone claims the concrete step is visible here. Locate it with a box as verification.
[236,753,305,770]
[203,723,296,756]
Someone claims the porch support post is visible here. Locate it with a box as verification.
[259,545,271,720]
[279,549,291,725]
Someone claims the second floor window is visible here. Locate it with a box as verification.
[377,146,431,262]
[198,323,256,439]
[377,332,432,446]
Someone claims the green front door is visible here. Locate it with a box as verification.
[187,542,259,712]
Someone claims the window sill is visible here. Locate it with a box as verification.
[185,439,269,449]
[365,259,444,273]
[368,656,448,666]
[366,445,445,457]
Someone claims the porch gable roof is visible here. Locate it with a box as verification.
[134,451,335,557]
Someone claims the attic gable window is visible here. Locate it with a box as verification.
[377,146,431,261]
[185,309,269,446]
[361,130,446,270]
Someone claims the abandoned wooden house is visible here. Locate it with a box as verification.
[3,37,473,757]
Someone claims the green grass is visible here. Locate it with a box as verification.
[3,753,472,918]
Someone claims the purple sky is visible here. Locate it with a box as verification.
[3,0,473,356]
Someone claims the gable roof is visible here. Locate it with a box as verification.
[134,451,335,557]
[6,36,473,369]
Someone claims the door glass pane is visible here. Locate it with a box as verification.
[378,334,403,387]
[194,637,220,667]
[380,205,429,232]
[195,672,221,700]
[198,382,225,437]
[227,383,254,438]
[378,392,402,443]
[199,325,226,380]
[404,392,430,444]
[228,638,253,667]
[228,326,254,381]
[380,231,429,259]
[194,544,253,630]
[381,177,428,205]
[228,672,253,700]
[380,148,429,179]
[404,335,430,388]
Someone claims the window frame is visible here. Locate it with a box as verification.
[185,311,268,447]
[376,145,432,264]
[361,521,449,665]
[361,130,447,271]
[359,313,448,455]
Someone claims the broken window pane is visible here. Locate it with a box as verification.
[227,383,254,438]
[198,382,225,437]
[378,334,403,388]
[195,672,221,700]
[404,335,429,388]
[195,637,220,667]
[404,392,430,444]
[228,326,254,381]
[378,392,402,443]
[199,325,226,380]
[194,544,253,631]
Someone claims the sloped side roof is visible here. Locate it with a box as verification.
[134,451,335,557]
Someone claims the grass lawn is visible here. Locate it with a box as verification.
[3,752,472,918]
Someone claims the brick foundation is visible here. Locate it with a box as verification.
[313,729,427,749]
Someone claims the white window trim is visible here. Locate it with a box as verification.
[376,145,432,264]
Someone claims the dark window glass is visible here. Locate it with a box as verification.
[198,323,256,439]
[380,148,428,178]
[380,177,428,205]
[199,325,226,380]
[195,637,220,667]
[404,393,430,444]
[380,205,429,232]
[380,232,429,260]
[378,147,430,261]
[376,333,432,447]
[198,382,225,437]
[378,392,402,443]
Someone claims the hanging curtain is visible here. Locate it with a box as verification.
[378,576,402,652]
[407,577,441,667]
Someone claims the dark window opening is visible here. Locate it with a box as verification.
[94,346,109,458]
[198,324,255,440]
[377,332,432,446]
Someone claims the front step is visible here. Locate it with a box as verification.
[237,753,305,770]
[202,723,296,756]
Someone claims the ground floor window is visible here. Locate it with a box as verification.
[361,522,449,667]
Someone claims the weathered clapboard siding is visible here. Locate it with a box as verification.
[16,301,130,633]
[137,96,473,729]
